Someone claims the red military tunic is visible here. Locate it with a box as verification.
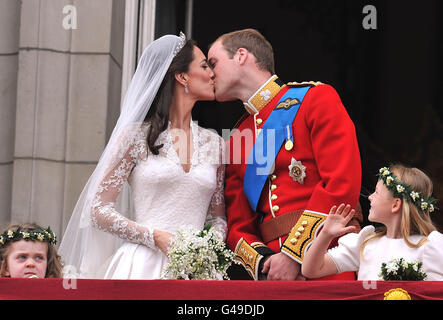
[225,76,362,280]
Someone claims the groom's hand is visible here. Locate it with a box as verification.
[261,253,305,281]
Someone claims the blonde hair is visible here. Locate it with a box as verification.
[360,164,437,258]
[0,223,63,278]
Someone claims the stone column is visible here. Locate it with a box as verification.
[0,0,21,228]
[11,0,125,240]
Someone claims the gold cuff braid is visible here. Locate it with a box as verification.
[234,238,264,280]
[281,210,328,264]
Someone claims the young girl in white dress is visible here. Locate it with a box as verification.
[302,164,443,281]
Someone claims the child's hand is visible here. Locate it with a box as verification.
[322,204,358,239]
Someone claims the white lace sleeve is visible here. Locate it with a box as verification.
[90,127,156,249]
[205,133,227,241]
[206,163,227,241]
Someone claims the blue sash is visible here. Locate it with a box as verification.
[243,86,311,212]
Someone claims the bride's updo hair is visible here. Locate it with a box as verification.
[144,38,195,155]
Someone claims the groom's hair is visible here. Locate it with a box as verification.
[215,29,275,74]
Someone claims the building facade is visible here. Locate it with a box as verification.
[0,0,186,240]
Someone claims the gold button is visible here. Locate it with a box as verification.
[270,194,278,201]
[294,232,301,238]
[297,226,305,233]
[290,238,297,245]
[256,118,263,125]
[301,220,308,226]
[270,184,277,191]
[270,174,277,181]
[272,205,280,212]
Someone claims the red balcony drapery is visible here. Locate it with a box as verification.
[1,278,442,300]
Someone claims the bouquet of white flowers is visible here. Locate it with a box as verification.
[379,258,427,281]
[162,225,237,280]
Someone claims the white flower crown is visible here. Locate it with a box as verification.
[378,166,438,214]
[0,226,57,247]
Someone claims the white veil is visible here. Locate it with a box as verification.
[59,33,187,278]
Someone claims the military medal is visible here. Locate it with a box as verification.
[288,158,306,184]
[285,140,293,151]
[284,125,294,151]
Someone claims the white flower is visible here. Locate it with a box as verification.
[412,262,419,272]
[429,204,435,213]
[380,167,390,176]
[410,191,420,201]
[7,230,14,238]
[386,176,394,186]
[421,201,428,211]
[396,185,405,193]
[386,261,398,275]
[37,233,45,241]
[0,236,4,245]
[401,259,408,269]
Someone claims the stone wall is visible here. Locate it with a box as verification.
[0,0,125,240]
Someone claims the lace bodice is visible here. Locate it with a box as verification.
[91,120,227,250]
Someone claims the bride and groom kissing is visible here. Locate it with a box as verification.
[59,29,362,281]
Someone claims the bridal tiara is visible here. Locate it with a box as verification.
[173,31,187,56]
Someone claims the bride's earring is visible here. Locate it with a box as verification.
[184,84,189,94]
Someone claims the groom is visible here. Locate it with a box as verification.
[208,29,363,281]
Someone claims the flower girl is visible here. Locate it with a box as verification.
[0,223,62,278]
[302,164,443,281]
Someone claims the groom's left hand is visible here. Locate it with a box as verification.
[261,253,305,281]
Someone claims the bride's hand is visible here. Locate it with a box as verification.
[322,204,357,239]
[153,230,174,255]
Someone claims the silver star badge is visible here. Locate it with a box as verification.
[288,158,306,184]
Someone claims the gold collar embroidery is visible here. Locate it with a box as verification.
[243,75,285,115]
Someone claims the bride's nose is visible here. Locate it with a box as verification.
[208,68,215,79]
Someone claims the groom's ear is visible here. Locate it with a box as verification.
[174,72,188,86]
[235,48,249,65]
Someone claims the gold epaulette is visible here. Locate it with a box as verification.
[287,81,323,87]
[234,238,265,280]
[281,210,328,264]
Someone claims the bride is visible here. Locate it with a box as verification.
[59,33,227,279]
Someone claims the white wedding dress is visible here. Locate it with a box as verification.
[90,120,227,279]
